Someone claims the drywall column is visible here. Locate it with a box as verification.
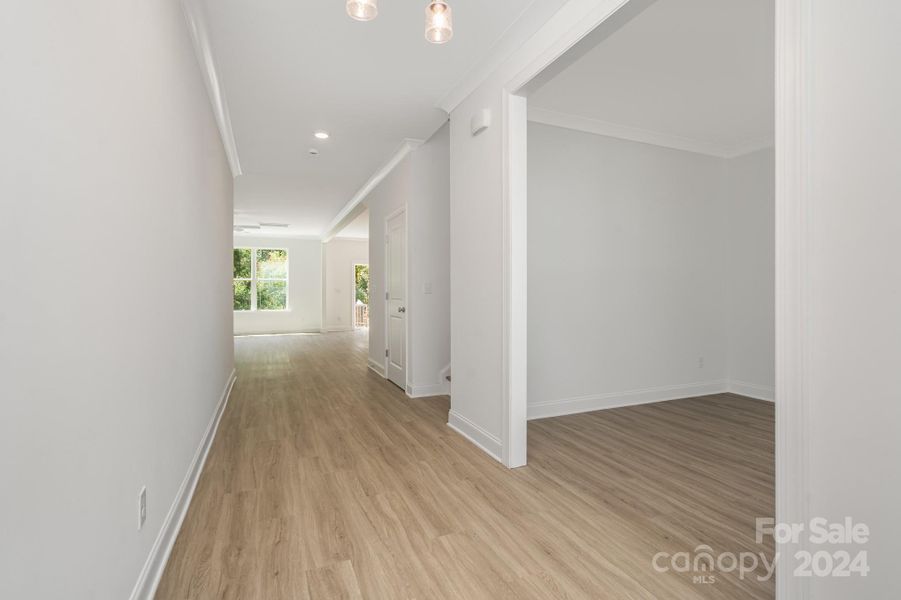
[448,85,508,462]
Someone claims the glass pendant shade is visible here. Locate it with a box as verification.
[347,0,378,21]
[425,1,453,44]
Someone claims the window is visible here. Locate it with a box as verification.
[233,248,288,311]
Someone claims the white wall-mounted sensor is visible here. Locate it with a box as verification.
[470,108,491,136]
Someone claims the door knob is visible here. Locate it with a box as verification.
[398,306,406,313]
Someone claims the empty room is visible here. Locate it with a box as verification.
[524,0,776,595]
[4,2,900,600]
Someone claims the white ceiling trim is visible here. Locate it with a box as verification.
[529,107,773,159]
[233,232,322,241]
[320,138,423,242]
[181,0,242,177]
[332,236,369,243]
[439,0,635,113]
[437,0,568,113]
[722,136,776,159]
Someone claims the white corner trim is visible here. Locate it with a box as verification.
[529,107,772,159]
[728,380,775,402]
[129,369,237,600]
[447,411,503,463]
[775,1,811,598]
[321,138,423,242]
[180,0,242,178]
[367,357,386,377]
[502,91,529,470]
[527,380,730,420]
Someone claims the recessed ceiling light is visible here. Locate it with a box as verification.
[314,131,330,140]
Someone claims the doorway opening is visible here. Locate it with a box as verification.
[354,264,370,328]
[501,0,777,594]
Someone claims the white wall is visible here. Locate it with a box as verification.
[527,125,775,418]
[802,2,901,596]
[367,124,451,395]
[448,85,507,458]
[0,2,234,599]
[408,125,452,396]
[527,124,730,418]
[233,236,322,335]
[367,156,410,373]
[726,148,775,398]
[322,238,368,332]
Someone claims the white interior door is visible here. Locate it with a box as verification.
[386,209,406,389]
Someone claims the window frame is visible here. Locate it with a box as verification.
[233,246,289,312]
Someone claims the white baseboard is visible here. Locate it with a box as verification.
[527,379,729,420]
[323,326,354,333]
[367,358,386,377]
[408,381,450,398]
[129,369,237,600]
[234,329,320,337]
[728,379,775,402]
[447,410,503,463]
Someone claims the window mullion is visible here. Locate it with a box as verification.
[251,249,258,311]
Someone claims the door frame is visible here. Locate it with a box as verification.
[493,0,807,597]
[352,263,369,329]
[384,205,410,391]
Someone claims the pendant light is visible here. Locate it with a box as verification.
[425,1,453,44]
[346,0,378,22]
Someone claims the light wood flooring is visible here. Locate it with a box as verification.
[156,331,775,599]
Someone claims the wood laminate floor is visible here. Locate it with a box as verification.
[157,331,775,600]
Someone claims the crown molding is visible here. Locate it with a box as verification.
[331,236,369,243]
[320,138,423,242]
[722,136,776,159]
[233,231,322,241]
[529,107,773,159]
[181,0,242,178]
[437,0,573,113]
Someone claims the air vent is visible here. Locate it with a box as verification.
[260,223,290,228]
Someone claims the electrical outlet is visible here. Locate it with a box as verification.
[698,356,705,369]
[138,486,147,530]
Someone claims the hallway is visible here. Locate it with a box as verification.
[157,332,774,599]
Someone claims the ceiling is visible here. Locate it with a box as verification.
[529,0,775,156]
[205,0,569,238]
